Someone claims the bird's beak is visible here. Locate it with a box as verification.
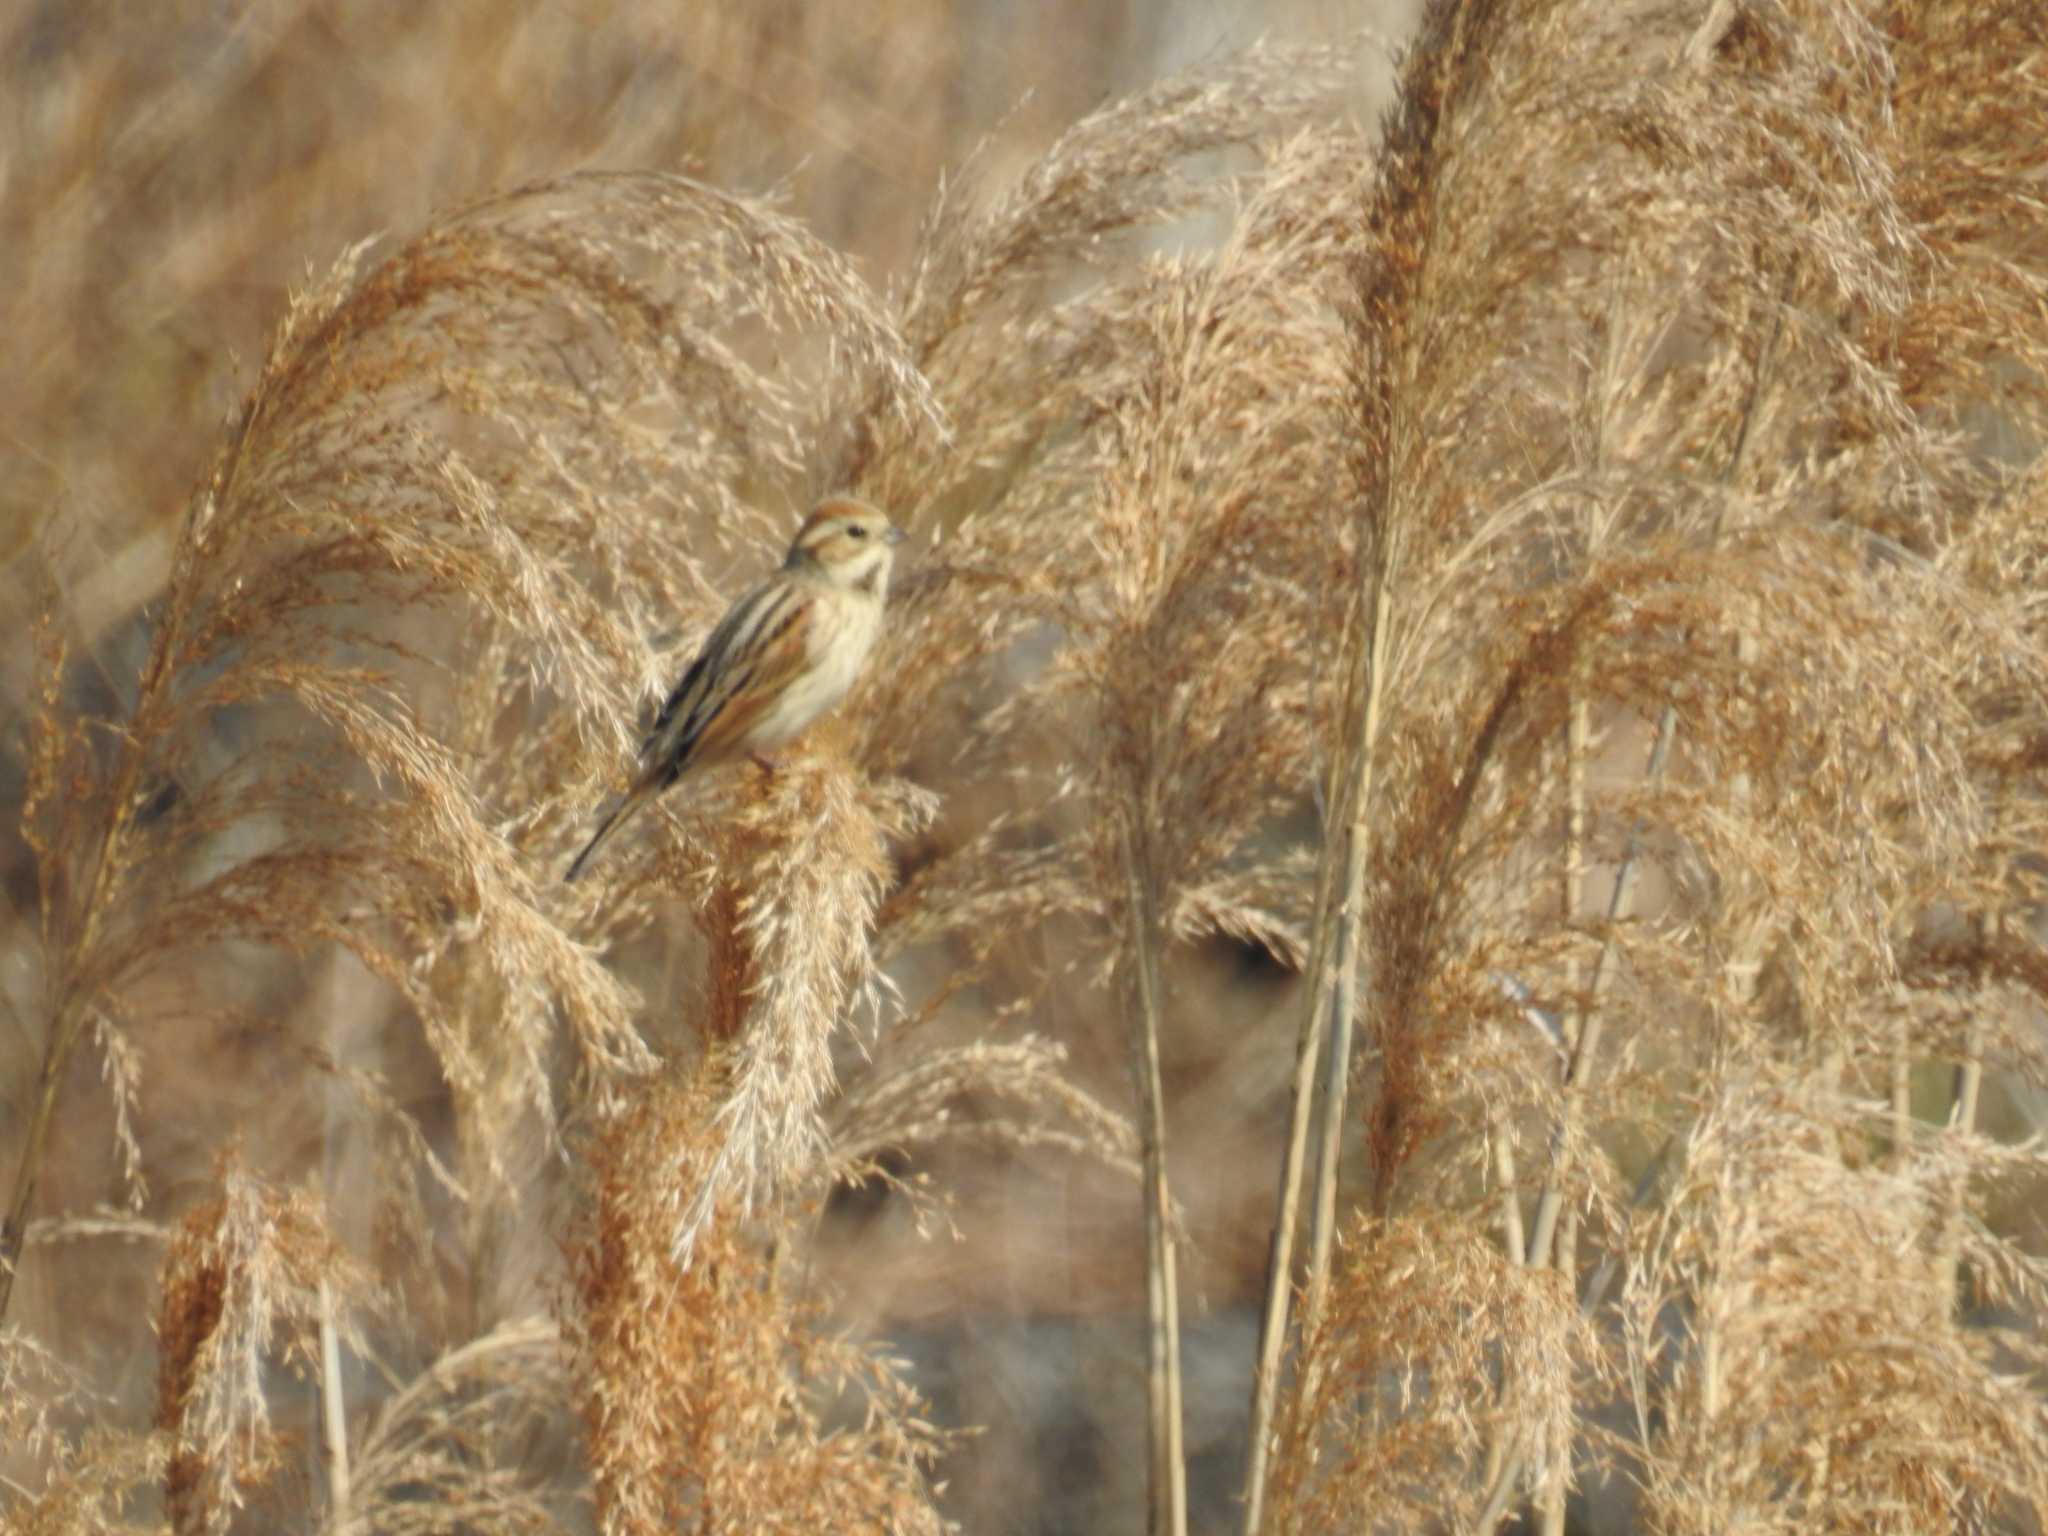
[885,526,909,546]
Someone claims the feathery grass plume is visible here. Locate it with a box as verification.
[660,760,939,1259]
[1362,528,1992,1176]
[331,1316,571,1535]
[1883,1,2048,475]
[1884,0,2048,1176]
[565,1071,949,1536]
[1621,1081,2048,1533]
[5,166,950,1316]
[828,37,1364,500]
[787,39,1369,1131]
[828,1035,1141,1182]
[1054,129,1362,1530]
[1072,128,1358,924]
[1,1324,168,1536]
[155,1165,362,1536]
[836,40,1369,778]
[851,75,1370,1525]
[0,1434,167,1536]
[818,31,1370,1264]
[8,165,952,1525]
[1265,1215,1589,1532]
[1248,0,2048,1529]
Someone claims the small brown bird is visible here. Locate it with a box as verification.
[564,496,907,882]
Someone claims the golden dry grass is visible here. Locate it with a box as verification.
[6,2,2048,1534]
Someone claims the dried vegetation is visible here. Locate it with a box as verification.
[5,1,2048,1533]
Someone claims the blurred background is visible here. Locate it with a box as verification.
[1,4,1414,1532]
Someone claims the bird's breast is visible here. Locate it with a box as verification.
[754,589,885,747]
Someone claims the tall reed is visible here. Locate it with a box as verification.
[8,3,2048,1532]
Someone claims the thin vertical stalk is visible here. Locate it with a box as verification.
[1942,1012,1985,1297]
[1889,1018,1914,1168]
[1473,1438,1525,1535]
[1535,1212,1579,1535]
[1241,522,1391,1536]
[319,951,355,1526]
[1939,902,1995,1297]
[1238,896,1341,1536]
[1477,703,1677,1533]
[3,491,214,1329]
[0,1003,88,1324]
[1302,579,1393,1335]
[318,1278,351,1520]
[1495,1132,1526,1265]
[1301,891,1363,1334]
[2,789,152,1325]
[1534,688,1591,1536]
[1481,1102,1532,1522]
[1119,804,1188,1536]
[1527,701,1674,1271]
[1950,1009,1984,1137]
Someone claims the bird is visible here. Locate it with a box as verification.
[563,495,908,882]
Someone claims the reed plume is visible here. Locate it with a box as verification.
[10,3,2048,1533]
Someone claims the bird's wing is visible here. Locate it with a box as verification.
[639,579,815,780]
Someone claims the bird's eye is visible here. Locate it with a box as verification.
[848,525,869,540]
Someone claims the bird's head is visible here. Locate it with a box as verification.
[785,495,907,596]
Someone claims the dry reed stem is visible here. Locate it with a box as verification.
[1031,116,1362,1535]
[1304,578,1395,1315]
[1242,515,1392,1536]
[1117,809,1189,1536]
[316,1278,349,1521]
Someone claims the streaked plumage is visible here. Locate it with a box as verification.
[564,496,906,882]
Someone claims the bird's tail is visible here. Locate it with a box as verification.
[563,777,660,883]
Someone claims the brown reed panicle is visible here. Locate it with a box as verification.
[0,1323,167,1536]
[1269,1215,1588,1531]
[9,32,1377,1530]
[12,1,2048,1531]
[1251,0,2048,1531]
[835,40,1369,765]
[564,1071,948,1536]
[818,68,1371,1531]
[1070,131,1365,1529]
[653,759,941,1260]
[801,41,1370,1257]
[155,1165,361,1536]
[7,168,946,1327]
[1621,1083,2048,1534]
[6,167,952,1522]
[832,39,1366,493]
[329,1315,569,1535]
